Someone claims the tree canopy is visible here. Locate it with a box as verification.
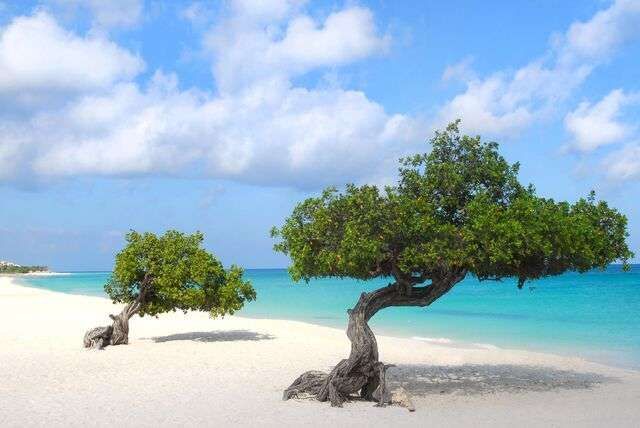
[104,230,256,318]
[272,121,633,289]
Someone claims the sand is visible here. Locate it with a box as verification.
[1,276,639,427]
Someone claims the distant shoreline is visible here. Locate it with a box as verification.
[0,271,70,277]
[27,263,640,275]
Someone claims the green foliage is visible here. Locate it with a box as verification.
[272,121,633,287]
[105,230,256,317]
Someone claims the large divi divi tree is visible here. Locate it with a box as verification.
[272,121,633,407]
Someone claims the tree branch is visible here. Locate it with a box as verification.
[363,268,467,320]
[118,273,155,320]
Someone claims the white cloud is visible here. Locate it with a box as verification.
[437,0,640,136]
[603,143,640,182]
[0,12,143,94]
[26,73,421,187]
[0,3,421,189]
[564,0,640,59]
[83,0,143,29]
[206,4,389,93]
[565,89,638,152]
[437,74,535,135]
[50,0,144,30]
[229,0,307,25]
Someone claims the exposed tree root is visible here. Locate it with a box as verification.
[83,325,113,350]
[284,364,414,410]
[283,370,328,400]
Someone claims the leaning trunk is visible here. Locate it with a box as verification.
[83,276,152,349]
[83,302,138,349]
[283,269,466,408]
[107,304,134,345]
[284,285,398,407]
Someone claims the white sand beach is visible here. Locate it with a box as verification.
[1,276,639,427]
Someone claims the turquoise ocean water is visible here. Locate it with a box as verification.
[16,265,640,369]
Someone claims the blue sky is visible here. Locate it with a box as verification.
[0,0,639,270]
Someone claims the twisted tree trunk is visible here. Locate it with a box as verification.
[108,302,137,345]
[83,275,152,349]
[83,302,139,349]
[283,268,466,408]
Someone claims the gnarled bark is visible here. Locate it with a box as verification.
[83,325,113,349]
[283,268,466,409]
[82,302,137,349]
[83,275,152,349]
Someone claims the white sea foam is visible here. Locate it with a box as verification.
[411,336,454,344]
[21,272,71,276]
[472,342,500,350]
[412,336,502,351]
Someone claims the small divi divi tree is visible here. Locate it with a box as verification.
[84,230,256,349]
[272,121,633,407]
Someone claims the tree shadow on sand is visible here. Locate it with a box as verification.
[386,364,614,396]
[147,330,275,343]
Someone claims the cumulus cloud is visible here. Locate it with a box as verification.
[437,73,536,135]
[26,73,420,187]
[205,3,389,93]
[0,11,143,94]
[437,0,640,136]
[564,0,640,59]
[0,2,421,189]
[565,89,638,152]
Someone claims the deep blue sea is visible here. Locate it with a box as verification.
[16,265,640,369]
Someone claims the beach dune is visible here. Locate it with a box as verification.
[1,277,639,427]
